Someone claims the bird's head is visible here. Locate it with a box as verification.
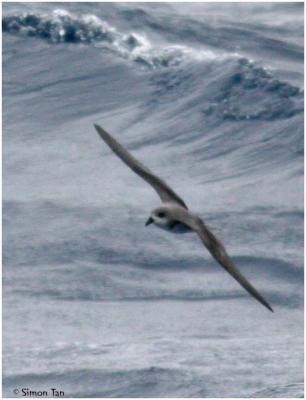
[145,206,170,228]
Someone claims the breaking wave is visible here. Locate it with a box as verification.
[2,9,225,68]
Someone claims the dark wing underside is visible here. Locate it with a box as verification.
[196,219,273,312]
[94,124,187,209]
[173,209,273,312]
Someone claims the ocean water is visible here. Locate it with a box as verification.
[2,2,304,398]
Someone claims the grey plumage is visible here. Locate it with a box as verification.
[94,124,273,312]
[94,124,187,209]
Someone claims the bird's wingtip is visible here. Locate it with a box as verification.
[265,302,274,313]
[94,124,105,137]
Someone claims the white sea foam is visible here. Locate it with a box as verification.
[3,9,237,68]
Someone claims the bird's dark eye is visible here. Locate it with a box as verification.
[158,212,165,218]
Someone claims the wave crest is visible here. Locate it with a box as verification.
[204,58,303,121]
[2,9,222,69]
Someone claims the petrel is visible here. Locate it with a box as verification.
[94,124,273,312]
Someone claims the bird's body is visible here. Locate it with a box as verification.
[147,203,192,233]
[94,124,273,313]
[157,221,191,234]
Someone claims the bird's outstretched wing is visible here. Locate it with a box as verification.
[94,124,188,209]
[171,207,273,312]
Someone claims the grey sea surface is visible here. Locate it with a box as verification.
[3,2,304,398]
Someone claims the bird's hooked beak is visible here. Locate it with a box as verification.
[145,216,154,226]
